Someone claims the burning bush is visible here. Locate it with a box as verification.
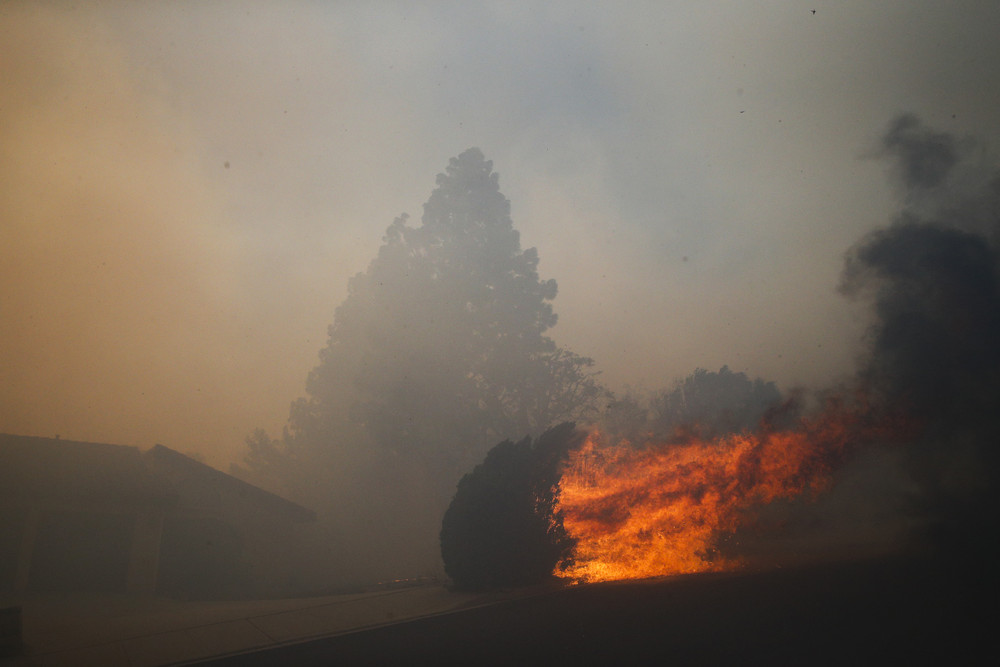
[554,396,905,583]
[440,423,583,591]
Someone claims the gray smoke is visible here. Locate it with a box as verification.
[842,114,1000,557]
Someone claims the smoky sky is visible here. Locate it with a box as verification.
[3,2,1000,467]
[881,114,960,191]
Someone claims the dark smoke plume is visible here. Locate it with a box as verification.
[842,115,1000,557]
[881,113,960,192]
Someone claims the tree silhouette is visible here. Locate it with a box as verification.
[241,149,601,578]
[440,422,582,590]
[649,366,782,440]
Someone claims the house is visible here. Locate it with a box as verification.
[0,434,315,598]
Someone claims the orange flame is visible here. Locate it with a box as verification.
[555,399,902,583]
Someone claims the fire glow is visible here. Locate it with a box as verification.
[554,399,904,583]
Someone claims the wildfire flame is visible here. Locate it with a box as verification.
[554,398,905,583]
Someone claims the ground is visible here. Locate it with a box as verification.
[199,552,990,666]
[5,549,989,666]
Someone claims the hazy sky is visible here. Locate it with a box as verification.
[3,1,999,466]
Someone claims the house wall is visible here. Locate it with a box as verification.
[0,502,163,595]
[147,447,317,598]
[152,491,316,598]
[1,438,315,599]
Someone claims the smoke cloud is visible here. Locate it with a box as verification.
[4,2,1000,587]
[1,7,222,447]
[0,5,329,465]
[842,115,1000,552]
[5,3,1000,471]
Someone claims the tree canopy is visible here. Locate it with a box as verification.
[241,148,601,580]
[288,149,598,471]
[649,366,783,440]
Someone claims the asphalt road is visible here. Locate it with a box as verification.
[194,553,989,666]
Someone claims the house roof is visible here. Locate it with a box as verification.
[0,433,176,506]
[0,434,314,522]
[145,444,316,522]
